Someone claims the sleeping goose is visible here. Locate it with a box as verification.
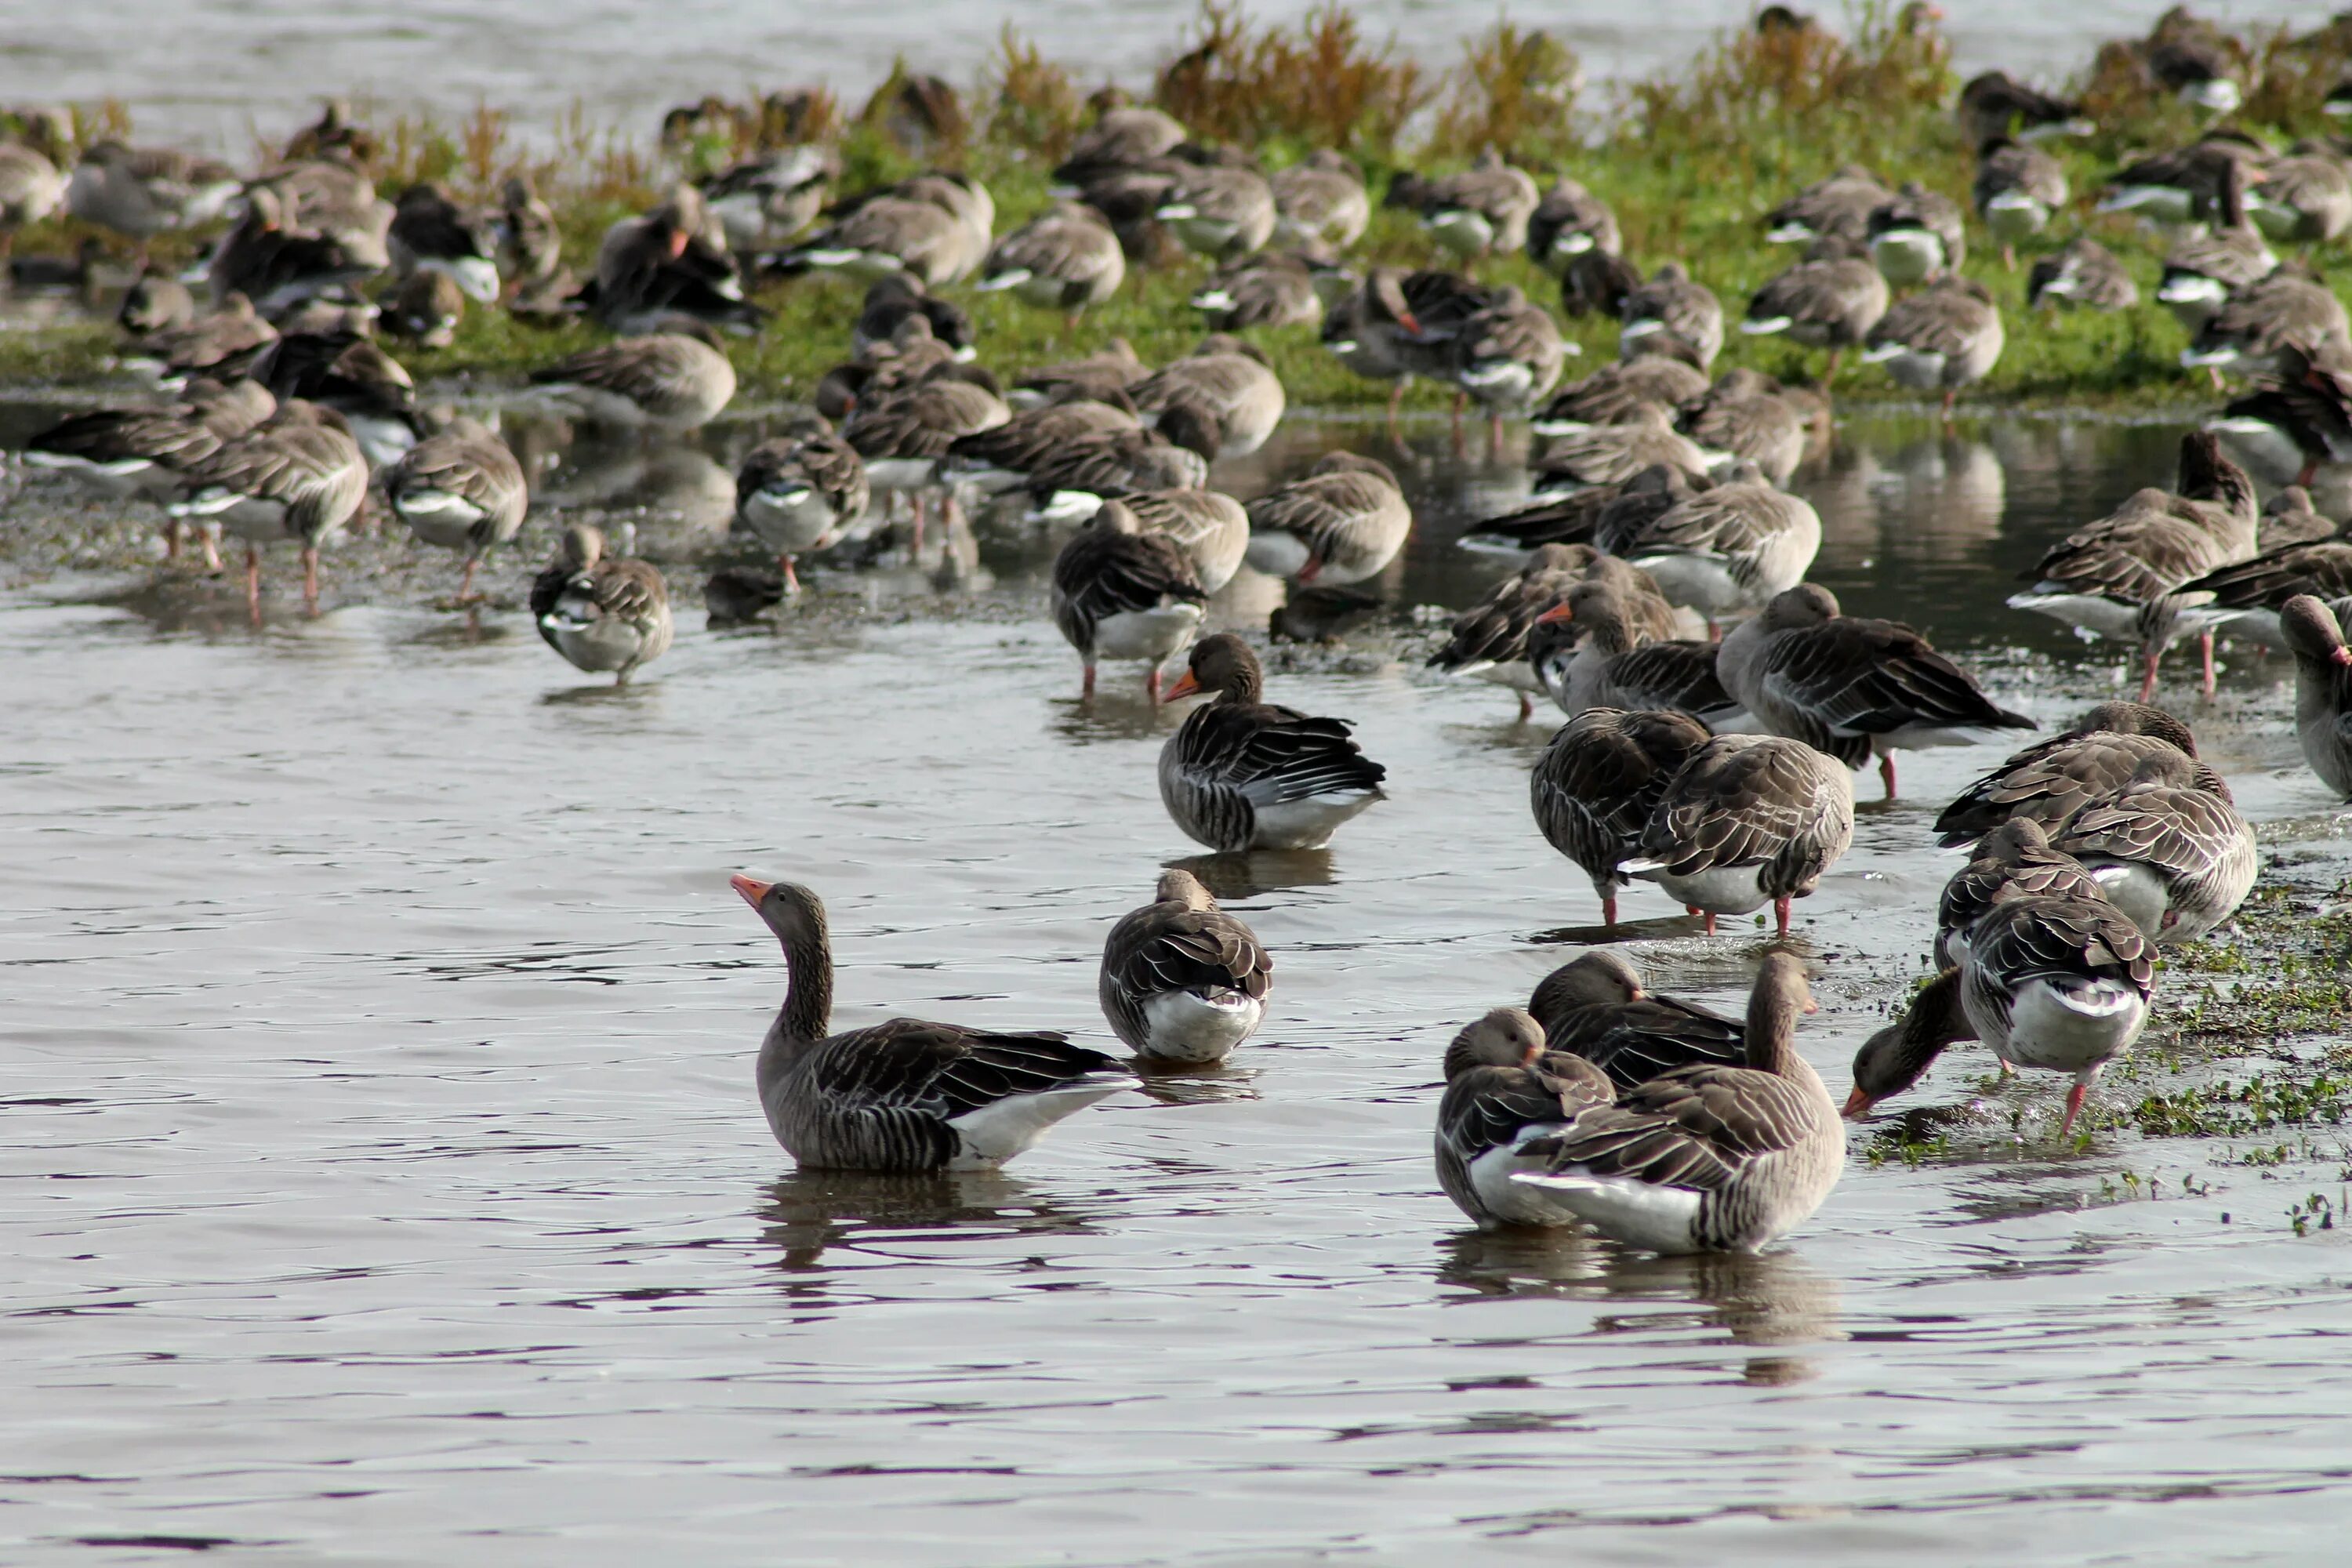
[1133,336,1285,459]
[1269,150,1369,249]
[1860,274,2004,418]
[1157,633,1388,851]
[1524,949,1746,1088]
[166,400,367,618]
[1956,71,2092,147]
[1932,699,2198,849]
[201,184,379,314]
[1973,138,2069,270]
[1052,105,1189,187]
[1678,368,1811,485]
[1932,817,2107,971]
[1598,460,1822,627]
[2281,594,2352,798]
[1533,343,1711,434]
[383,416,528,600]
[935,394,1141,495]
[1007,339,1146,408]
[1740,251,1889,383]
[1427,543,1590,720]
[1155,162,1277,261]
[1458,465,1704,560]
[2179,268,2352,381]
[65,140,241,253]
[2027,236,2139,311]
[1436,1008,1614,1229]
[2146,24,2245,115]
[121,291,278,389]
[1014,417,1219,528]
[1511,952,1841,1254]
[733,425,869,593]
[1189,248,1327,331]
[1526,176,1621,274]
[1529,584,1747,729]
[1618,263,1723,368]
[2243,143,2352,245]
[528,325,737,430]
[1530,706,1715,926]
[1955,892,2157,1137]
[1397,151,1541,267]
[1763,165,1890,252]
[2049,755,2256,946]
[731,876,1131,1172]
[1099,869,1272,1065]
[1716,583,2035,799]
[1532,403,1710,492]
[790,172,991,285]
[118,265,197,337]
[1864,181,1967,287]
[387,180,501,304]
[853,273,977,361]
[528,522,673,684]
[1620,733,1854,938]
[1243,452,1410,585]
[1051,500,1207,699]
[976,201,1125,318]
[1120,488,1252,594]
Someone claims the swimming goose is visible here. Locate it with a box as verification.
[1526,949,1748,1087]
[1436,1007,1614,1229]
[1396,151,1541,267]
[384,270,464,349]
[1679,368,1811,485]
[1051,499,1207,699]
[385,416,528,600]
[1860,274,2004,417]
[1933,700,2198,848]
[1618,263,1723,368]
[1933,818,2107,971]
[791,172,991,285]
[1269,150,1369,249]
[528,325,737,430]
[1526,176,1621,274]
[1155,162,1277,262]
[1955,71,2092,147]
[118,266,197,337]
[168,400,367,616]
[2008,432,2259,698]
[1013,419,1219,527]
[731,877,1131,1172]
[853,272,977,361]
[1716,583,2035,799]
[1132,337,1286,458]
[1529,585,1746,729]
[529,522,673,684]
[387,181,500,304]
[1621,733,1855,938]
[734,426,869,592]
[1427,543,1590,719]
[2207,341,2352,488]
[2180,269,2352,380]
[1099,869,1272,1065]
[1242,452,1410,585]
[1865,181,1967,287]
[701,144,837,252]
[1530,706,1715,925]
[1119,488,1250,593]
[1763,165,1890,252]
[2242,145,2352,245]
[1319,267,1497,434]
[977,201,1125,317]
[1533,343,1711,434]
[1599,461,1823,627]
[65,140,241,252]
[1189,248,1327,330]
[1973,138,2069,270]
[1158,633,1388,851]
[2281,594,2352,798]
[1741,253,1889,383]
[1955,893,2158,1137]
[2049,757,2256,945]
[0,142,64,262]
[1511,952,1840,1254]
[2027,236,2139,311]
[1534,403,1711,493]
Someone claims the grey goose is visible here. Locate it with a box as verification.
[1155,163,1277,262]
[2027,236,2139,312]
[1158,633,1388,851]
[166,399,368,617]
[2179,268,2352,380]
[1243,452,1410,586]
[528,522,673,685]
[1860,274,2005,417]
[1864,181,1967,287]
[1443,285,1573,446]
[2049,755,2257,946]
[1013,419,1219,529]
[1955,71,2092,148]
[1842,967,1976,1120]
[1619,733,1855,938]
[1050,499,1207,700]
[387,180,501,303]
[65,140,241,252]
[2280,595,2352,798]
[977,201,1126,318]
[2243,145,2352,244]
[1531,403,1710,493]
[701,145,837,252]
[1597,460,1822,628]
[1531,344,1711,435]
[1932,817,2107,971]
[1741,252,1889,383]
[1955,893,2158,1137]
[1530,707,1714,927]
[1678,368,1811,485]
[1932,700,2198,849]
[1189,249,1327,331]
[528,325,737,430]
[790,172,993,285]
[1098,869,1272,1065]
[1526,949,1746,1091]
[1394,150,1541,267]
[1618,263,1724,368]
[1528,583,1746,729]
[1427,543,1592,719]
[384,416,528,600]
[120,290,279,390]
[733,426,870,592]
[1526,176,1620,274]
[1269,150,1369,249]
[1132,336,1286,458]
[1436,1007,1613,1229]
[1973,137,2070,269]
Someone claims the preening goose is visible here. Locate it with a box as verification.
[1525,949,1747,1089]
[733,426,869,592]
[584,183,764,332]
[24,376,274,508]
[1621,733,1855,938]
[1243,452,1410,586]
[2161,509,2352,652]
[853,273,978,361]
[1109,488,1250,593]
[2280,594,2352,798]
[528,522,673,685]
[1457,462,1707,560]
[1860,274,2005,417]
[1133,337,1287,458]
[2027,236,2139,312]
[1955,893,2157,1137]
[166,400,368,617]
[2155,176,2277,336]
[1442,285,1573,445]
[2242,145,2352,245]
[1532,345,1711,435]
[1098,869,1272,1065]
[2179,269,2352,381]
[1741,253,1888,383]
[1158,633,1388,851]
[1436,1008,1613,1229]
[1427,543,1590,719]
[977,201,1126,316]
[1051,499,1208,699]
[1973,138,2069,270]
[1320,266,1495,434]
[731,877,1131,1172]
[1618,263,1723,368]
[1530,707,1714,926]
[1528,584,1746,729]
[1526,176,1620,274]
[2049,756,2257,946]
[1598,460,1823,627]
[387,180,501,303]
[249,330,422,468]
[1933,818,2107,971]
[1269,151,1369,249]
[1933,700,2198,849]
[384,416,528,600]
[938,394,1141,493]
[528,326,737,430]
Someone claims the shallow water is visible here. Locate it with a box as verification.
[7,397,2352,1566]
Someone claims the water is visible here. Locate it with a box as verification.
[15,1,2243,153]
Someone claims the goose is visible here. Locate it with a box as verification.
[1396,151,1541,266]
[702,564,786,626]
[1529,584,1747,729]
[1269,150,1369,249]
[847,373,1011,533]
[1955,71,2092,147]
[1051,499,1207,699]
[1155,163,1277,261]
[1618,263,1723,368]
[1427,543,1590,719]
[2027,236,2139,311]
[118,266,197,337]
[1436,1008,1614,1229]
[529,522,673,684]
[387,181,500,304]
[249,330,422,468]
[731,877,1131,1171]
[1458,463,1708,559]
[1955,893,2158,1136]
[167,400,368,616]
[2242,145,2352,244]
[1065,151,1205,260]
[528,325,736,430]
[976,201,1125,318]
[1530,706,1715,925]
[1118,488,1251,593]
[1933,817,2107,971]
[1526,176,1620,274]
[587,184,760,334]
[385,416,528,600]
[1860,274,2004,418]
[1269,585,1387,645]
[2049,756,2257,945]
[1098,869,1272,1065]
[2155,191,2278,336]
[2008,432,2259,699]
[1619,733,1854,938]
[2180,269,2352,380]
[1320,267,1496,434]
[936,394,1141,495]
[23,376,275,509]
[1511,952,1841,1254]
[1007,339,1146,408]
[1189,249,1326,331]
[1865,181,1967,286]
[0,141,64,263]
[1242,452,1410,585]
[790,172,991,285]
[2146,25,2244,115]
[1599,460,1823,627]
[1842,968,1976,1119]
[1560,246,1646,319]
[1933,700,2198,849]
[201,185,380,314]
[1052,105,1189,187]
[65,140,241,252]
[1973,138,2069,270]
[2206,341,2352,488]
[701,144,837,252]
[853,272,977,361]
[1013,418,1218,528]
[2280,594,2352,798]
[1158,633,1388,851]
[1763,165,1890,252]
[1526,949,1748,1088]
[1532,403,1710,493]
[1533,344,1710,434]
[1716,583,2035,799]
[1740,252,1889,383]
[1678,368,1811,485]
[734,426,869,593]
[1440,285,1573,446]
[2102,136,2267,230]
[384,270,464,349]
[2164,514,2352,649]
[495,173,565,300]
[1132,337,1286,458]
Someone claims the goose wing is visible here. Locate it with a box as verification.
[1171,702,1388,803]
[1529,1063,1820,1187]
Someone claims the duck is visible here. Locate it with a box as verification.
[1530,707,1715,926]
[1526,176,1620,274]
[2027,236,2139,311]
[2281,594,2352,798]
[733,424,869,593]
[1678,368,1812,485]
[117,265,197,337]
[2049,755,2257,945]
[1933,700,2198,849]
[384,416,528,600]
[1598,460,1823,628]
[1618,263,1723,368]
[1157,633,1388,851]
[1426,543,1590,720]
[790,172,992,285]
[2179,268,2352,381]
[1932,817,2107,971]
[700,144,837,252]
[1531,403,1711,492]
[166,400,368,617]
[1860,274,2004,418]
[1955,71,2092,146]
[1973,138,2070,270]
[1013,418,1219,528]
[1442,285,1573,447]
[528,522,674,685]
[730,876,1131,1172]
[528,325,737,430]
[65,140,241,252]
[387,180,501,304]
[1740,251,1889,383]
[1051,499,1208,699]
[1241,452,1411,585]
[1132,336,1286,458]
[1715,583,2036,799]
[1098,869,1273,1065]
[1864,181,1967,286]
[1155,162,1277,261]
[1763,165,1890,252]
[1841,968,1976,1119]
[1528,584,1747,729]
[1269,151,1369,249]
[1511,952,1841,1255]
[1955,892,2158,1137]
[975,201,1125,318]
[1436,1007,1614,1229]
[1532,343,1711,434]
[2242,143,2352,245]
[1395,150,1541,267]
[1526,949,1748,1090]
[1189,248,1328,331]
[1620,733,1855,938]
[1116,488,1250,593]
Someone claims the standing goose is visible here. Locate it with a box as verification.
[1399,151,1541,267]
[1155,163,1278,262]
[1763,165,1891,252]
[2050,757,2257,946]
[1618,263,1724,368]
[1243,452,1410,586]
[1526,176,1621,274]
[1973,138,2070,270]
[1715,583,2035,798]
[1444,285,1572,448]
[1860,274,2005,418]
[1428,543,1592,719]
[733,426,869,593]
[1525,949,1747,1089]
[731,877,1131,1172]
[2027,236,2140,311]
[384,416,528,600]
[528,326,737,430]
[1740,252,1889,383]
[1620,733,1855,938]
[1528,585,1747,729]
[2152,157,2275,332]
[1132,337,1286,458]
[1955,893,2158,1138]
[1532,403,1711,492]
[1098,869,1273,1065]
[1530,706,1714,927]
[2206,340,2352,489]
[1933,700,2198,848]
[1119,488,1251,593]
[935,394,1142,495]
[1864,181,1966,287]
[1678,368,1811,485]
[2281,595,2352,798]
[1320,267,1495,434]
[121,290,280,389]
[1050,499,1207,700]
[1841,968,1976,1118]
[975,201,1125,318]
[2161,501,2352,652]
[2101,136,2267,230]
[167,400,367,618]
[1436,1007,1614,1229]
[529,522,673,685]
[1014,418,1218,528]
[846,374,1012,537]
[2180,269,2352,380]
[24,376,275,508]
[1533,345,1711,434]
[249,330,423,469]
[1157,633,1388,851]
[1599,461,1823,628]
[1933,818,2107,971]
[1269,151,1369,249]
[1511,952,1842,1255]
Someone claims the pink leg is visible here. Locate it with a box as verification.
[1386,383,1405,447]
[1703,911,1718,937]
[165,518,183,560]
[1775,896,1791,940]
[780,554,800,595]
[1082,661,1097,699]
[458,557,479,601]
[1602,893,1617,927]
[1145,666,1162,702]
[1878,753,1897,800]
[910,493,927,556]
[1516,691,1533,723]
[2200,630,2216,699]
[2139,649,2160,702]
[1940,389,1957,422]
[302,546,319,614]
[2058,1082,2089,1139]
[1489,409,1504,456]
[201,528,221,574]
[245,545,262,625]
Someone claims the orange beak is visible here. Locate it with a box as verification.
[1841,1085,1874,1120]
[1297,555,1323,585]
[1397,309,1423,336]
[1161,670,1202,704]
[667,227,690,259]
[729,873,772,908]
[2333,645,2352,667]
[1534,601,1575,626]
[1804,999,1820,1014]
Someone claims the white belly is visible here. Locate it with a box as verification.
[946,1082,1126,1169]
[740,488,843,554]
[2002,978,2147,1076]
[2007,590,2143,644]
[1869,230,1945,286]
[396,489,491,550]
[1639,862,1771,916]
[1135,989,1265,1064]
[1470,1142,1579,1229]
[1247,789,1381,850]
[1632,553,1744,615]
[1090,604,1204,663]
[2084,861,2170,938]
[862,457,936,493]
[1512,1170,1704,1254]
[1244,531,1312,579]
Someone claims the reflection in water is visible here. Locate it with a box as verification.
[1165,847,1339,899]
[754,1169,1094,1276]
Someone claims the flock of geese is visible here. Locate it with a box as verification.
[8,6,2352,1256]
